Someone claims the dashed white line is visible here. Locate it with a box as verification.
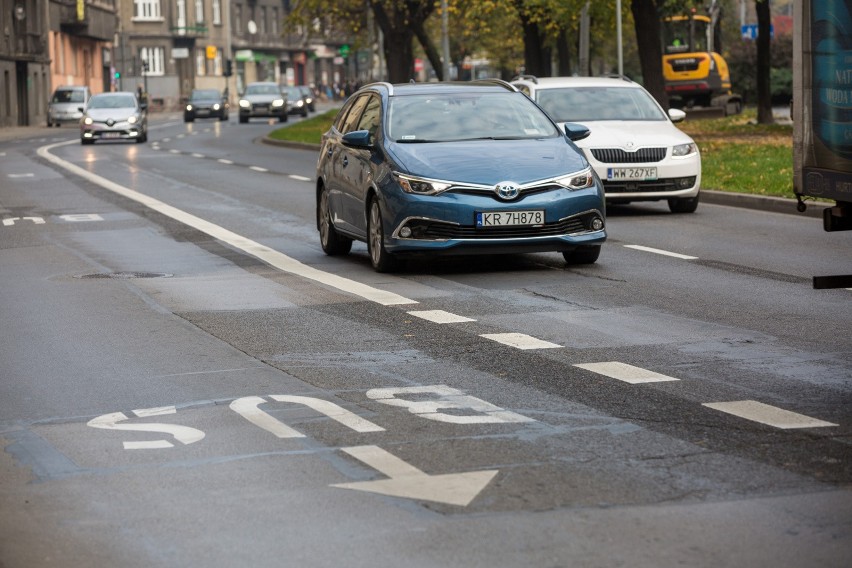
[289,174,311,182]
[250,166,268,172]
[574,362,680,384]
[218,159,234,164]
[8,173,34,178]
[703,400,837,429]
[624,244,698,260]
[480,333,561,350]
[169,149,180,154]
[192,153,205,158]
[408,310,476,324]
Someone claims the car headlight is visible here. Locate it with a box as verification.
[395,173,453,196]
[213,103,220,110]
[296,100,304,107]
[555,167,595,190]
[672,142,698,157]
[239,99,250,108]
[186,104,193,111]
[128,115,138,124]
[272,99,285,107]
[83,117,93,125]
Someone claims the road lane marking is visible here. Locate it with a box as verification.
[191,153,204,158]
[480,333,561,350]
[250,166,268,172]
[624,244,698,260]
[332,445,499,506]
[702,400,838,429]
[288,174,311,182]
[218,159,233,164]
[87,408,206,449]
[366,385,534,424]
[169,149,180,154]
[407,310,476,324]
[8,173,34,178]
[38,141,417,306]
[574,362,680,384]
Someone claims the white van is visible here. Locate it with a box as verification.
[48,86,90,127]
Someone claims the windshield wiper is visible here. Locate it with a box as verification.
[395,139,441,143]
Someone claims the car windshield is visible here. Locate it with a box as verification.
[286,87,302,98]
[388,92,559,142]
[87,95,136,109]
[536,86,667,122]
[191,90,220,100]
[52,90,85,103]
[245,84,280,95]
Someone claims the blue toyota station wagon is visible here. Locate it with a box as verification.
[315,80,607,272]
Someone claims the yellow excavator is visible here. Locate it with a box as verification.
[662,0,742,116]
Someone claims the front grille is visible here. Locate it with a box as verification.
[451,185,561,201]
[405,212,600,240]
[604,177,696,193]
[590,147,667,164]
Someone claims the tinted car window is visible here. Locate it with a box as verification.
[355,96,382,141]
[387,92,558,142]
[88,95,137,109]
[536,86,667,122]
[245,84,280,95]
[191,89,220,100]
[53,89,86,103]
[339,95,370,134]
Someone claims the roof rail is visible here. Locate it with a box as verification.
[470,78,518,92]
[510,74,538,84]
[363,81,394,96]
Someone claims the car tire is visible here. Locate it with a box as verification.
[239,115,248,123]
[302,108,308,117]
[219,113,227,121]
[562,245,601,265]
[668,194,699,213]
[184,116,194,123]
[280,114,288,123]
[81,138,93,145]
[367,196,398,273]
[318,186,353,256]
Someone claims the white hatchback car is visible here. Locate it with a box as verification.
[512,76,702,213]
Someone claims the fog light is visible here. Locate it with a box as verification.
[676,176,696,189]
[591,217,604,231]
[400,226,413,238]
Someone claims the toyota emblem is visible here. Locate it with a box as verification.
[494,181,520,200]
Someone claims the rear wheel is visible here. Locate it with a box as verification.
[81,138,93,145]
[239,115,248,123]
[562,245,601,265]
[668,194,699,213]
[367,197,398,273]
[318,186,353,256]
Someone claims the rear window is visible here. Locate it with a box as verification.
[536,86,667,122]
[52,89,86,103]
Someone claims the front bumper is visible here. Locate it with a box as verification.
[240,104,285,118]
[380,186,607,256]
[81,121,145,141]
[585,152,701,202]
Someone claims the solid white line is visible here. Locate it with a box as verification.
[37,140,417,306]
[574,362,679,384]
[624,244,698,260]
[480,333,561,350]
[703,400,838,429]
[289,174,311,182]
[250,166,268,172]
[218,159,233,164]
[408,310,476,324]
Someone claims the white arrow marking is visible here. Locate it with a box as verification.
[332,445,499,507]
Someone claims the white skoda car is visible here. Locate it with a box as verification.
[512,76,701,213]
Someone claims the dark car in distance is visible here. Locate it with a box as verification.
[299,85,316,112]
[283,86,309,117]
[315,81,606,272]
[184,89,229,122]
[239,82,287,123]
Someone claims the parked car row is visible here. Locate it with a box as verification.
[316,76,703,272]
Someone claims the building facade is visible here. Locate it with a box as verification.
[48,0,119,98]
[0,0,51,127]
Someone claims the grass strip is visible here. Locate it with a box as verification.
[267,109,340,145]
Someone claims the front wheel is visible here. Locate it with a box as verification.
[668,194,699,213]
[367,197,398,273]
[318,186,353,256]
[563,245,601,265]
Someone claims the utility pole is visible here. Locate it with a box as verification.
[617,0,624,76]
[441,0,450,81]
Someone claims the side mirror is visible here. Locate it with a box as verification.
[668,108,686,123]
[78,107,85,112]
[563,122,591,142]
[342,130,372,148]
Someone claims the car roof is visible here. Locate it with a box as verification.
[513,76,640,90]
[91,91,135,97]
[363,80,518,97]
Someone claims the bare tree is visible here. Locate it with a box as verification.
[755,0,774,123]
[631,0,668,111]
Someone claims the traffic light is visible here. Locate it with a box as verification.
[224,59,233,77]
[114,70,120,80]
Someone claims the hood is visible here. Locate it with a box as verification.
[86,108,139,121]
[559,120,694,150]
[386,137,589,185]
[190,97,222,105]
[242,93,282,103]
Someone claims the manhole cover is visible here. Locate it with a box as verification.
[76,272,173,279]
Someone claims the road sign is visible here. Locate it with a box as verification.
[206,45,217,59]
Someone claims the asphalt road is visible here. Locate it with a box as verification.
[1,111,850,568]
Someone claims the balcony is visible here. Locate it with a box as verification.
[170,24,209,38]
[53,0,117,41]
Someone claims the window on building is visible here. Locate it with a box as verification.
[139,47,165,76]
[235,5,242,36]
[195,0,204,23]
[212,0,221,25]
[271,8,279,36]
[196,49,206,76]
[214,50,223,75]
[134,0,161,20]
[261,7,267,34]
[176,0,186,34]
